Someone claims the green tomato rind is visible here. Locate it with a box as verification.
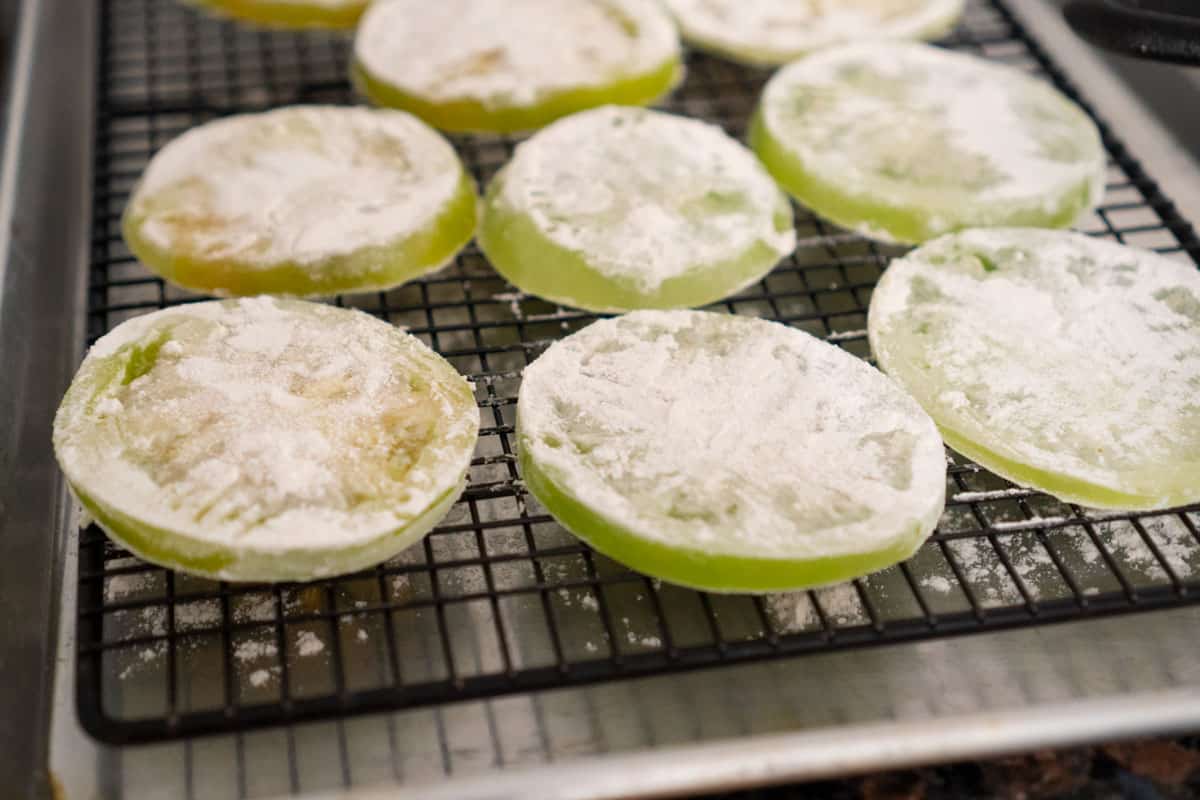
[934,424,1169,510]
[123,172,478,298]
[518,438,934,594]
[186,0,366,29]
[72,482,463,583]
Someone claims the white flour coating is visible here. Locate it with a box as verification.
[765,583,870,632]
[663,0,963,65]
[295,630,326,657]
[53,297,479,556]
[354,0,680,109]
[518,310,945,560]
[869,228,1200,507]
[1095,517,1199,581]
[127,106,464,267]
[920,516,1198,604]
[758,43,1105,234]
[235,638,278,663]
[248,669,274,688]
[495,106,795,293]
[176,600,222,631]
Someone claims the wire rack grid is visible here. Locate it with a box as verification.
[79,0,1200,746]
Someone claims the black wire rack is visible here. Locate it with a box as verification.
[80,0,1200,746]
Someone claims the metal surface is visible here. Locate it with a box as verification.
[1063,1,1200,66]
[53,604,1200,798]
[306,688,1200,800]
[0,0,94,796]
[14,0,1200,797]
[1035,0,1200,210]
[76,0,1200,748]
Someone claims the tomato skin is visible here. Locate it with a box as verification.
[187,0,367,30]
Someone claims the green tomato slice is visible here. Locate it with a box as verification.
[868,228,1200,510]
[53,297,480,582]
[352,0,683,134]
[186,0,366,29]
[479,106,796,313]
[517,310,946,593]
[122,106,477,298]
[751,42,1105,244]
[662,0,964,67]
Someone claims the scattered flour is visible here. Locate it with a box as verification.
[175,599,221,631]
[951,488,1032,503]
[104,572,154,602]
[915,513,1198,605]
[944,538,1025,604]
[626,632,662,648]
[1094,517,1199,581]
[765,583,867,634]
[139,606,168,637]
[555,587,603,614]
[920,574,953,594]
[248,668,275,688]
[119,642,167,681]
[296,630,326,657]
[233,593,279,624]
[235,638,279,662]
[491,292,526,320]
[618,615,663,648]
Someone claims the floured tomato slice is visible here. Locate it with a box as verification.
[479,106,795,312]
[518,310,946,593]
[352,0,683,133]
[751,43,1105,243]
[123,106,477,297]
[869,228,1200,509]
[663,0,964,66]
[53,297,480,582]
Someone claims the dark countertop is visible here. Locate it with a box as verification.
[699,737,1200,799]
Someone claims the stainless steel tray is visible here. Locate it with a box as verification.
[2,0,1199,797]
